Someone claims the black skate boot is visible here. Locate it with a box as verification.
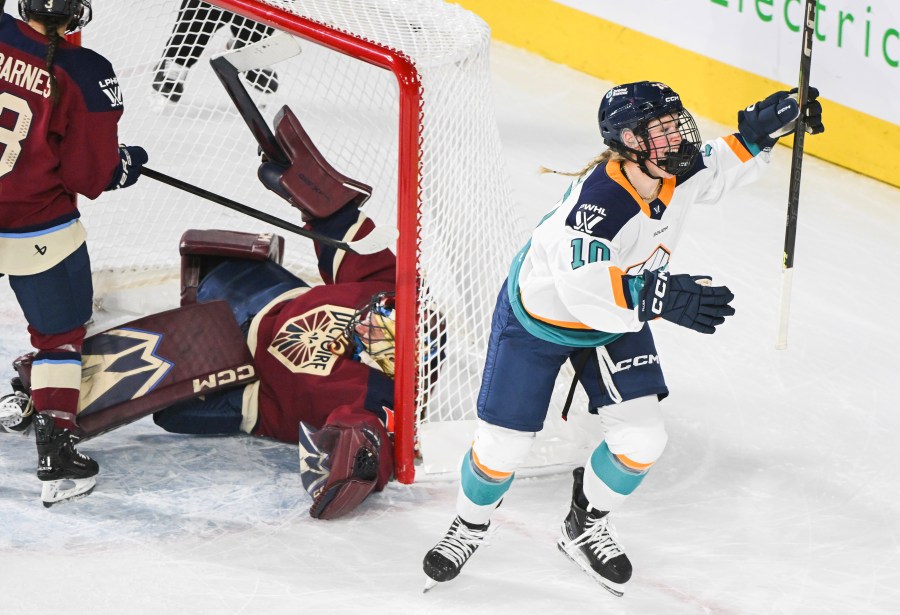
[151,60,187,103]
[0,377,33,433]
[557,467,632,597]
[34,413,99,508]
[422,516,490,591]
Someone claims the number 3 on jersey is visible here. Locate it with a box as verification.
[0,93,34,179]
[570,237,610,269]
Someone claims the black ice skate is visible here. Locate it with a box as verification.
[422,516,490,592]
[557,467,632,597]
[0,377,33,434]
[151,59,188,103]
[34,413,99,508]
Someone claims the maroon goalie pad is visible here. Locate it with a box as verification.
[179,229,284,305]
[258,105,372,220]
[17,302,256,440]
[298,421,382,520]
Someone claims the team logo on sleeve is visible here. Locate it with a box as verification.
[98,77,123,107]
[573,205,606,233]
[269,305,356,376]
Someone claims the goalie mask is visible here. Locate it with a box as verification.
[598,81,701,177]
[342,292,397,377]
[19,0,92,33]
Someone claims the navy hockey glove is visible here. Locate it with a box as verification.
[738,87,824,152]
[799,87,825,135]
[105,145,148,191]
[629,270,735,334]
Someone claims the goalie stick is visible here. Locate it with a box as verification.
[776,0,817,350]
[142,167,397,256]
[210,32,300,166]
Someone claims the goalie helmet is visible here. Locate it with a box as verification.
[342,292,397,377]
[19,0,92,33]
[598,81,701,177]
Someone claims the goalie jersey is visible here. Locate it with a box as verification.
[0,14,122,272]
[510,135,769,347]
[238,212,396,464]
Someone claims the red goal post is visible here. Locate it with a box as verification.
[210,0,424,483]
[78,0,544,485]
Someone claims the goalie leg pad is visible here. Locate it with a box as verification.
[197,259,307,328]
[298,421,382,520]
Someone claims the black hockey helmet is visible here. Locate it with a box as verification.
[598,81,701,176]
[19,0,92,34]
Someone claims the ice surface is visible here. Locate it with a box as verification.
[1,42,898,614]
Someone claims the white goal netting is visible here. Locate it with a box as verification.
[83,0,594,478]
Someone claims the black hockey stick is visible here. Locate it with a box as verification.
[776,0,817,350]
[209,32,300,166]
[142,167,396,255]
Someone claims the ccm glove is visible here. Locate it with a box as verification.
[628,270,736,334]
[737,87,823,152]
[105,145,148,191]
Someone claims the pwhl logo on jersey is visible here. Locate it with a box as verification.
[98,77,123,107]
[269,304,356,375]
[573,206,605,233]
[78,328,174,415]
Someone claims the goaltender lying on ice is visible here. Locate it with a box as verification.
[0,104,440,517]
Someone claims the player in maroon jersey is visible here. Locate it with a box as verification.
[151,195,439,519]
[0,1,147,505]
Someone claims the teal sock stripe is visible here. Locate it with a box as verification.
[460,449,514,506]
[589,441,648,496]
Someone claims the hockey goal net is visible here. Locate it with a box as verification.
[82,0,596,482]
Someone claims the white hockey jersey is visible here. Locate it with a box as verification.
[508,134,770,347]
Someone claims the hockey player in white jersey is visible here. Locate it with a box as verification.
[422,81,824,595]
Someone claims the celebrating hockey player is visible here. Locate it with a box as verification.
[422,81,824,594]
[0,2,147,504]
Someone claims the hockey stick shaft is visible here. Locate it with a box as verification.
[142,167,394,255]
[776,0,817,350]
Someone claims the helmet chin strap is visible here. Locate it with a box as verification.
[612,141,665,181]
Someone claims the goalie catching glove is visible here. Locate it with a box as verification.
[737,87,824,152]
[624,270,735,334]
[298,420,382,520]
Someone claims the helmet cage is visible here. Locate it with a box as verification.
[624,109,702,177]
[343,292,396,377]
[19,0,92,34]
[598,81,702,177]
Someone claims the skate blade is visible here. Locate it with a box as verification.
[423,576,439,593]
[41,476,96,508]
[556,538,625,598]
